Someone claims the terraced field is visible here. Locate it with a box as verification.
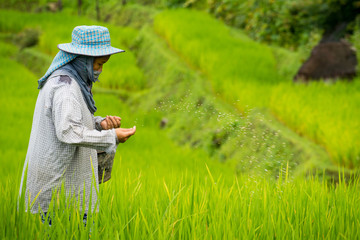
[1,7,360,239]
[154,9,360,168]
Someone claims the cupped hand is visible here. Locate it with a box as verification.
[115,126,136,143]
[101,116,121,130]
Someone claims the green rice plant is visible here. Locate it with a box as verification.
[15,47,52,77]
[0,40,17,57]
[0,47,38,178]
[153,9,360,168]
[3,158,360,239]
[271,81,360,168]
[0,9,145,91]
[1,30,360,239]
[153,9,283,109]
[133,26,299,177]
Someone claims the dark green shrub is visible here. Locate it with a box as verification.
[13,28,40,50]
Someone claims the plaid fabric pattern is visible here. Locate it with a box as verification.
[38,26,124,88]
[58,26,124,56]
[20,73,118,214]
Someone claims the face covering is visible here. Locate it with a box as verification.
[56,56,98,114]
[93,70,102,82]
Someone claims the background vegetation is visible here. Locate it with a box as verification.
[153,9,360,167]
[1,0,360,238]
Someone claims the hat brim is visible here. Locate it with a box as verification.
[58,43,125,57]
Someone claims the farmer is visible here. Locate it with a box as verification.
[19,26,136,220]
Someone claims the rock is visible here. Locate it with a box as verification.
[294,40,357,82]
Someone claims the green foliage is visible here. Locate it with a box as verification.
[0,43,38,178]
[134,26,330,176]
[0,40,17,57]
[2,6,358,169]
[154,9,282,108]
[103,3,157,29]
[270,81,360,168]
[204,0,360,48]
[13,28,40,50]
[0,9,145,91]
[16,47,52,77]
[1,8,360,239]
[1,54,360,238]
[153,9,360,168]
[350,16,360,70]
[2,0,359,49]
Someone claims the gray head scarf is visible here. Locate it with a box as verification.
[56,56,97,114]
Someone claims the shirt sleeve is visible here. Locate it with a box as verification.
[93,116,106,131]
[52,86,117,154]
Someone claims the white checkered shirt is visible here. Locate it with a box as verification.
[20,72,118,213]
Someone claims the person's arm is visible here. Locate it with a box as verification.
[52,88,117,154]
[93,116,106,131]
[99,115,121,130]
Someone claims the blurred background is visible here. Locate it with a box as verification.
[0,0,360,179]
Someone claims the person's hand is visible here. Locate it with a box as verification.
[101,116,121,130]
[115,127,136,143]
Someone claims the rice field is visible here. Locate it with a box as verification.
[153,9,360,168]
[0,9,144,91]
[1,7,360,239]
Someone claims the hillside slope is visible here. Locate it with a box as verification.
[153,9,360,169]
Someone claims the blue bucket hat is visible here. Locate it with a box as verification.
[58,25,124,56]
[38,25,124,88]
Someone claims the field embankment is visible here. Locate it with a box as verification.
[153,9,360,169]
[132,25,332,176]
